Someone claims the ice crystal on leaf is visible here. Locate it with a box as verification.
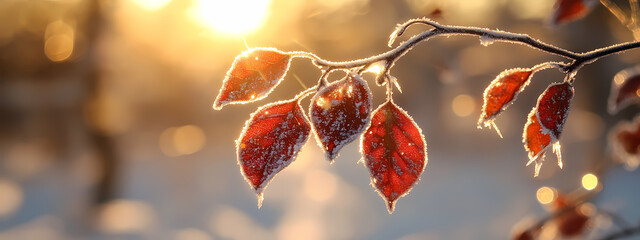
[361,100,427,213]
[214,48,292,110]
[310,73,372,162]
[236,98,310,207]
[523,82,574,177]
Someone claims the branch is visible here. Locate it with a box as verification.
[294,18,640,84]
[599,223,640,240]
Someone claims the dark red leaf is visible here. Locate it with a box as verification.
[513,230,534,240]
[551,0,595,25]
[214,48,292,110]
[237,98,310,207]
[556,208,589,237]
[608,66,640,114]
[310,73,372,161]
[361,100,427,213]
[609,115,640,170]
[479,68,534,136]
[537,82,574,138]
[523,82,573,176]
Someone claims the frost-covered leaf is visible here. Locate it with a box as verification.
[609,115,640,170]
[237,98,310,207]
[523,82,573,177]
[310,73,372,162]
[551,0,596,25]
[537,82,574,138]
[608,65,640,114]
[479,68,535,136]
[213,48,292,110]
[361,100,427,213]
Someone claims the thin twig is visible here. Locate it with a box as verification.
[601,0,629,25]
[294,18,640,79]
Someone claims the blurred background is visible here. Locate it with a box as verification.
[0,0,639,239]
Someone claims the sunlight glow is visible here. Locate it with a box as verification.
[581,173,598,191]
[190,0,271,35]
[536,186,555,204]
[131,0,172,11]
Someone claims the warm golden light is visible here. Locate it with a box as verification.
[190,0,271,35]
[452,94,475,117]
[159,125,206,156]
[536,186,555,204]
[131,0,172,11]
[97,199,155,234]
[365,63,384,75]
[581,173,598,191]
[44,21,74,62]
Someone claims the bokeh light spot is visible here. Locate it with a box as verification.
[97,199,156,234]
[452,94,475,117]
[581,173,598,191]
[536,186,555,204]
[304,169,337,202]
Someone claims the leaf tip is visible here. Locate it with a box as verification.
[256,192,264,209]
[386,199,396,214]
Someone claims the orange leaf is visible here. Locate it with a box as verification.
[214,48,292,110]
[310,73,372,162]
[523,82,574,177]
[479,68,534,136]
[237,98,310,207]
[608,65,640,114]
[361,100,427,213]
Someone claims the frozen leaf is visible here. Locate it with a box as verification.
[361,100,427,213]
[608,65,640,114]
[523,82,573,177]
[479,68,535,136]
[537,82,574,138]
[237,98,310,207]
[551,0,596,25]
[609,115,640,170]
[310,73,372,162]
[213,48,292,110]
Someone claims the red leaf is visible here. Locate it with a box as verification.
[214,48,292,110]
[551,0,595,25]
[479,68,534,136]
[310,73,372,161]
[361,100,427,213]
[609,115,640,170]
[522,82,573,177]
[537,82,574,138]
[237,98,310,207]
[608,65,640,114]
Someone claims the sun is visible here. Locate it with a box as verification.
[190,0,272,36]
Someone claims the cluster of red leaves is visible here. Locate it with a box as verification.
[215,49,427,213]
[479,66,574,176]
